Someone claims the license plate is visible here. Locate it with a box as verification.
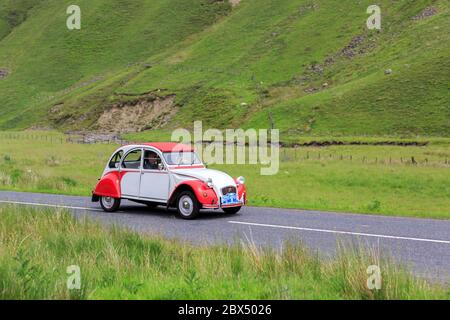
[222,193,239,205]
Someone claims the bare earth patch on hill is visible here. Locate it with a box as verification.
[96,95,177,133]
[229,0,241,7]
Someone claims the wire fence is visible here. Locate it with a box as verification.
[0,132,124,145]
[279,149,449,166]
[0,132,448,166]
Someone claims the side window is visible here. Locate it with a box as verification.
[143,150,163,170]
[121,150,142,169]
[108,151,123,169]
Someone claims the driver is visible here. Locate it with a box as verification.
[144,151,159,170]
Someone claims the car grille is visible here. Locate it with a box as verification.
[222,186,237,195]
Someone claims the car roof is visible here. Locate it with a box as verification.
[123,142,194,153]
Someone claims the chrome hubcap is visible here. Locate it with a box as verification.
[101,196,114,209]
[179,195,193,216]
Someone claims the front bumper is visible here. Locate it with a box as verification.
[202,193,246,210]
[202,202,245,210]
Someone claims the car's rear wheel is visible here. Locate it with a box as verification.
[100,196,121,212]
[223,207,242,215]
[177,191,200,220]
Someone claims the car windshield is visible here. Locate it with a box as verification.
[163,152,202,166]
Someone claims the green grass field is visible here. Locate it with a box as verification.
[0,205,447,300]
[0,132,448,219]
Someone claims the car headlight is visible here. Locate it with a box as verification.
[237,176,245,185]
[206,178,214,188]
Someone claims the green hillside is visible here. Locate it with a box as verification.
[0,0,448,138]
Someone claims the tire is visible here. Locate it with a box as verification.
[100,196,121,212]
[223,206,242,215]
[176,191,200,220]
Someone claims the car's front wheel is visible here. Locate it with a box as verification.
[177,191,200,220]
[100,196,121,212]
[223,207,242,215]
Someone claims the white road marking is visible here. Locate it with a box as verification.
[2,199,449,245]
[0,200,104,212]
[228,221,450,245]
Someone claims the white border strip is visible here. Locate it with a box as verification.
[228,221,450,245]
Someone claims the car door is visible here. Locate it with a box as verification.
[120,148,143,198]
[139,149,170,201]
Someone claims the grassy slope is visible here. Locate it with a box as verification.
[0,0,448,137]
[124,0,450,136]
[0,206,447,300]
[0,0,231,128]
[0,0,43,40]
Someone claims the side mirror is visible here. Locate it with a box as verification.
[158,163,165,171]
[115,162,120,169]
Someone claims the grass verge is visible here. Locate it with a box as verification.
[0,205,448,300]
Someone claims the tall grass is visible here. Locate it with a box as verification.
[0,206,447,300]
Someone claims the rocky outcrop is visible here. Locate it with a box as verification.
[412,7,438,20]
[0,69,9,79]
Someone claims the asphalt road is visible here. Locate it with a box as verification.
[1,191,449,284]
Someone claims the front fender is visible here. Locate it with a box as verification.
[93,171,121,199]
[170,180,219,206]
[237,183,247,204]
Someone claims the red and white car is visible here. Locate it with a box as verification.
[92,143,246,219]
